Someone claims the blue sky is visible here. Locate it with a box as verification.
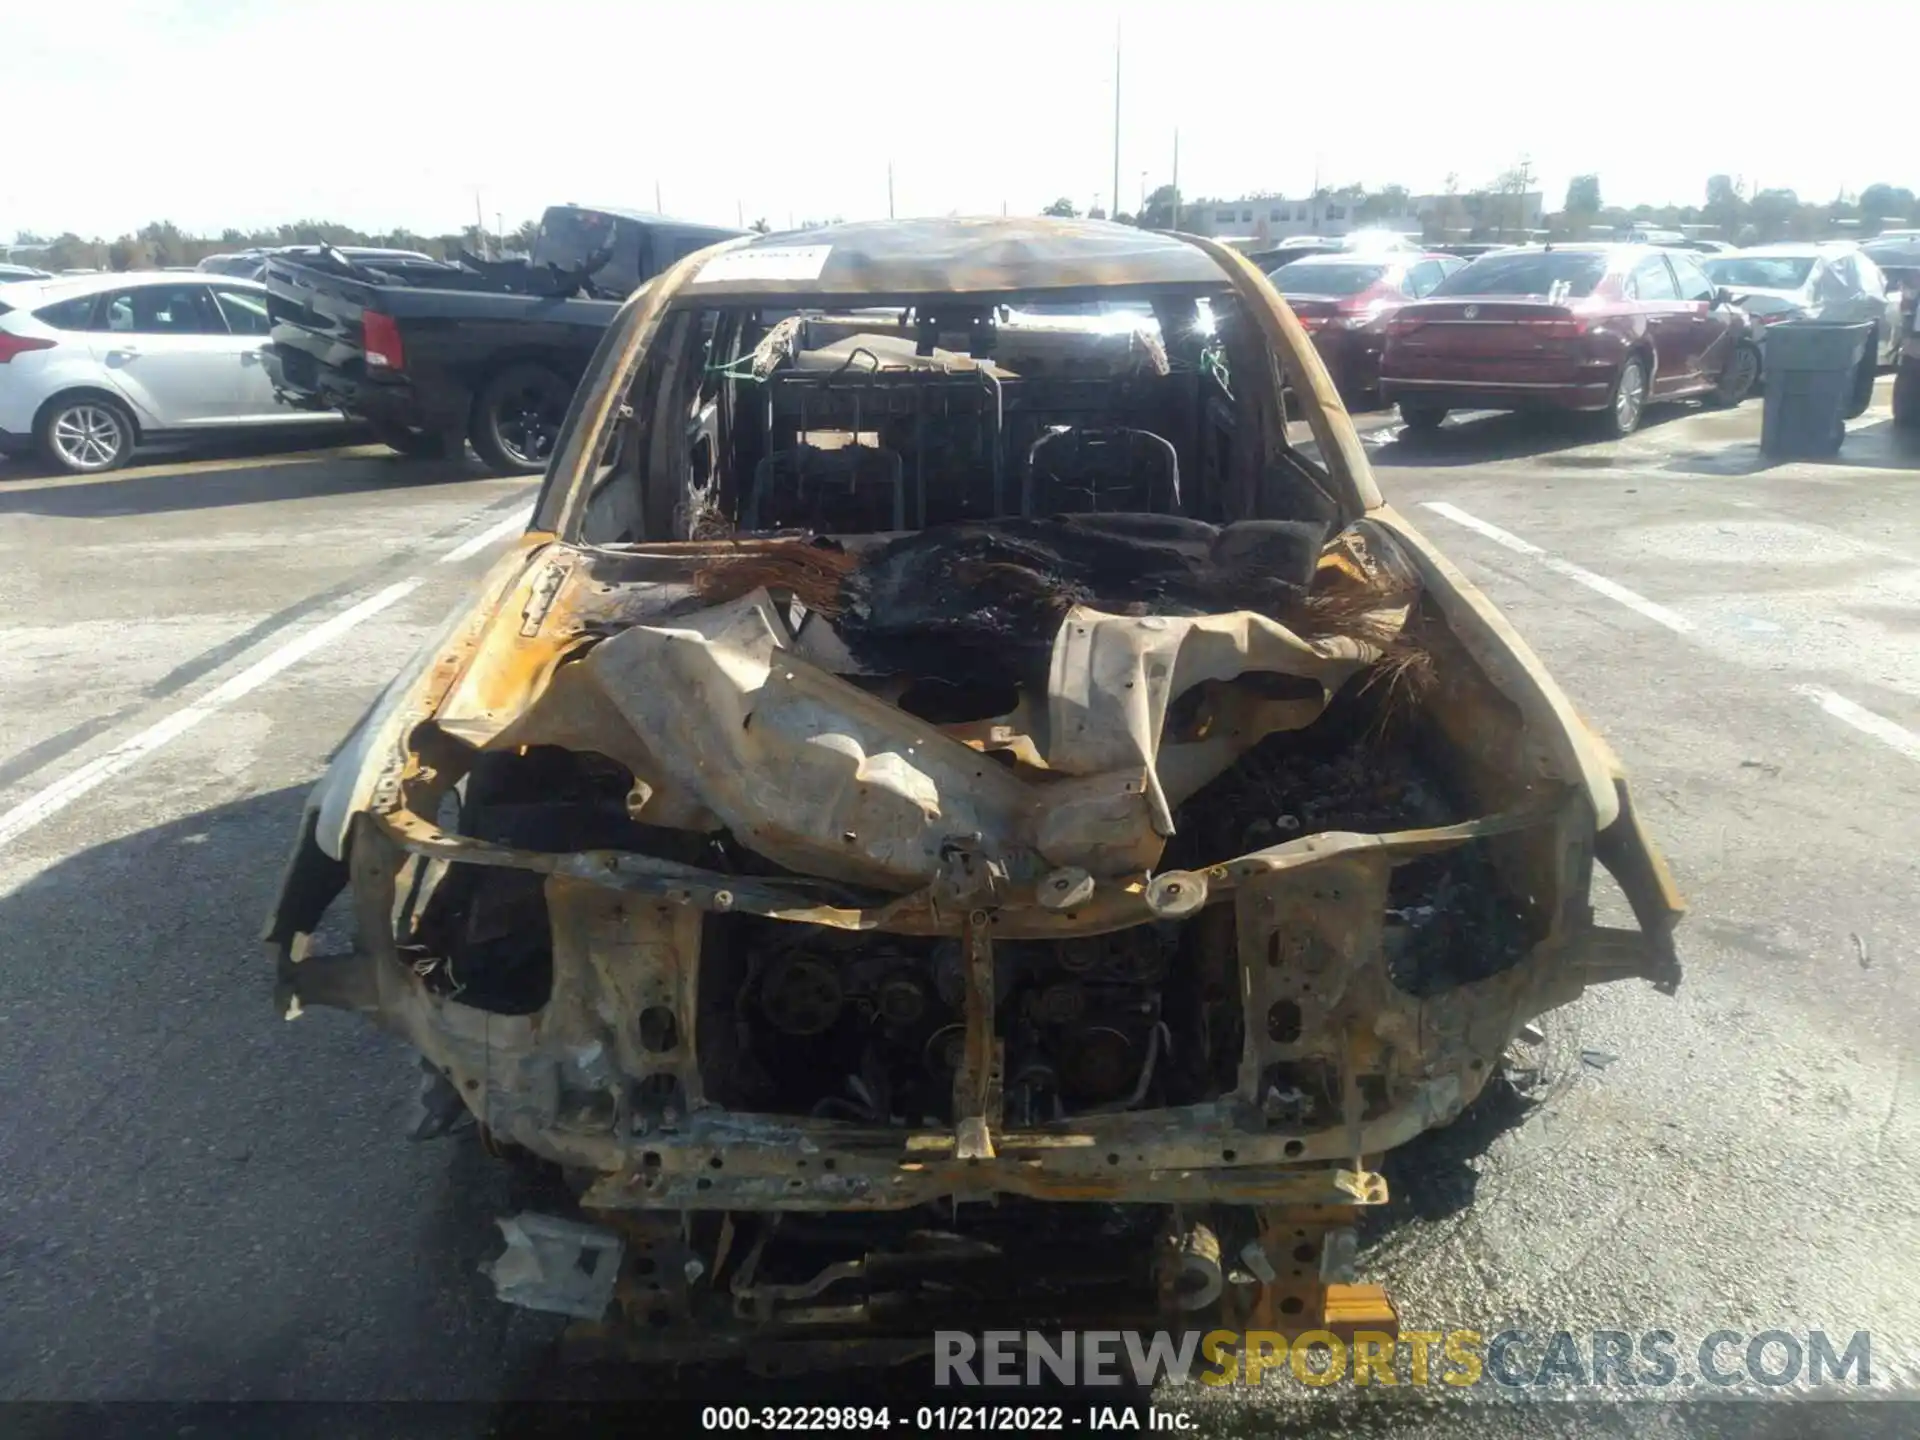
[5,0,1911,240]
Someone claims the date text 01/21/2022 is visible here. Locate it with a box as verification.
[700,1405,1190,1432]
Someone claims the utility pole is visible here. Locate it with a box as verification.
[1171,128,1180,229]
[474,192,486,258]
[1110,22,1121,230]
[655,181,664,214]
[737,199,744,227]
[888,161,895,219]
[495,212,503,253]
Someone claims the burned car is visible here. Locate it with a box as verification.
[265,219,1683,1359]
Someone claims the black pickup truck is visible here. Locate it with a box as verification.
[261,206,743,473]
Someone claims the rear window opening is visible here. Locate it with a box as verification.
[1430,252,1607,300]
[1268,262,1390,296]
[1701,256,1816,290]
[575,286,1340,547]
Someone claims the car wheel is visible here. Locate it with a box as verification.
[1843,334,1877,420]
[471,364,572,476]
[36,394,135,475]
[1595,354,1648,438]
[1397,402,1448,432]
[1709,341,1761,408]
[371,422,453,460]
[1893,362,1920,431]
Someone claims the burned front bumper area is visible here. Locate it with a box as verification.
[268,516,1680,1218]
[279,799,1657,1213]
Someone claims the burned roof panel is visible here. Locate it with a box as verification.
[680,217,1228,300]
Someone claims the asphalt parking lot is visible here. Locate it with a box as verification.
[1,385,1917,1432]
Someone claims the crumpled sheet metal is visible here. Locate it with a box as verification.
[1045,604,1377,833]
[571,590,1381,892]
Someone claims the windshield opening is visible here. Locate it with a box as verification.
[1431,252,1608,299]
[1268,262,1389,297]
[554,285,1347,547]
[1700,256,1816,290]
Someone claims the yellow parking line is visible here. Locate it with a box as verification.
[0,444,396,492]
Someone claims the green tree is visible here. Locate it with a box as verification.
[1750,188,1800,241]
[749,218,772,234]
[134,220,188,267]
[107,235,153,271]
[43,233,103,271]
[1356,184,1410,224]
[1042,197,1080,218]
[1702,174,1746,237]
[1860,183,1916,220]
[1137,185,1180,229]
[1564,174,1601,215]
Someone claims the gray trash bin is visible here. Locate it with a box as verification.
[1760,320,1872,458]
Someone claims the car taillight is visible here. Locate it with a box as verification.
[1387,315,1424,336]
[0,333,56,364]
[362,311,404,371]
[1751,310,1794,326]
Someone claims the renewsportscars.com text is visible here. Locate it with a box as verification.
[936,1328,1873,1391]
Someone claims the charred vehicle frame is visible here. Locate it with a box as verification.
[264,218,1684,1364]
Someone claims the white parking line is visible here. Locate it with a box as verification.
[438,507,533,565]
[1796,687,1920,764]
[1420,500,1920,766]
[0,580,421,851]
[1420,501,1694,635]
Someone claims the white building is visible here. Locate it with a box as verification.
[1193,191,1545,243]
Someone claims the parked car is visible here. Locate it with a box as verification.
[262,206,743,473]
[1378,244,1759,436]
[0,271,346,473]
[1266,250,1466,406]
[264,218,1683,1351]
[1894,322,1919,430]
[1243,231,1417,271]
[198,246,436,281]
[1700,243,1902,415]
[1430,243,1508,260]
[1862,234,1920,339]
[0,262,52,283]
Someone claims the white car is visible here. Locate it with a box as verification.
[1701,243,1905,365]
[0,271,345,474]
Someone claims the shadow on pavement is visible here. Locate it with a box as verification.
[1368,403,1701,469]
[1657,416,1920,477]
[0,449,495,519]
[0,424,371,480]
[0,785,552,1403]
[1360,1071,1539,1241]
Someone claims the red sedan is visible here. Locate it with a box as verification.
[1377,244,1760,437]
[1266,251,1465,407]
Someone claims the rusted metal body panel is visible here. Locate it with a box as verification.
[265,218,1683,1344]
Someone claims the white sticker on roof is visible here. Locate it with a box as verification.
[692,245,832,284]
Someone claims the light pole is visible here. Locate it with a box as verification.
[1110,23,1121,233]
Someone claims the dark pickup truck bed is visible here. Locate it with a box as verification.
[262,208,745,473]
[261,253,621,473]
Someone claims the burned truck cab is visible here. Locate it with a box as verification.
[265,219,1682,1357]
